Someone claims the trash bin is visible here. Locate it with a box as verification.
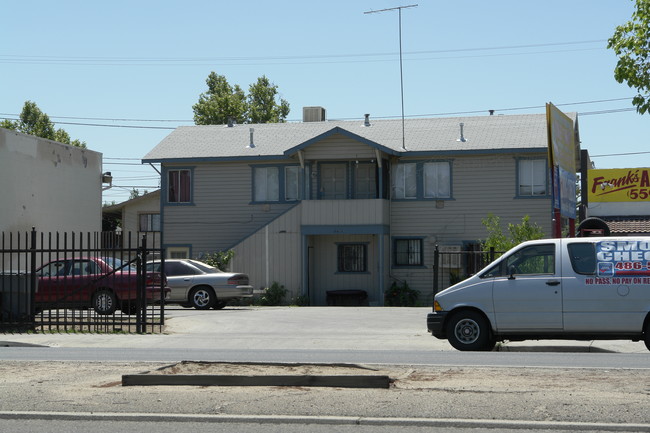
[0,271,35,322]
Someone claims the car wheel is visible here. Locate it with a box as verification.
[92,289,117,315]
[213,300,228,310]
[644,320,650,352]
[446,310,495,351]
[189,286,215,310]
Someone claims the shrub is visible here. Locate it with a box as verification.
[200,250,235,271]
[385,281,419,307]
[258,282,287,306]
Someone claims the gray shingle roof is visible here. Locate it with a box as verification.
[143,113,576,162]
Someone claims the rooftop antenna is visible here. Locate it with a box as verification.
[365,4,418,151]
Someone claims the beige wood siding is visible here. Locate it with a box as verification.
[163,162,296,255]
[311,234,378,306]
[389,153,552,305]
[301,199,389,226]
[302,134,376,160]
[121,192,161,248]
[230,205,302,299]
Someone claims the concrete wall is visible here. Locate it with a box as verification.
[0,128,102,236]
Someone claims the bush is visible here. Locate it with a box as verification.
[290,295,310,306]
[258,282,287,306]
[385,281,419,307]
[200,250,235,271]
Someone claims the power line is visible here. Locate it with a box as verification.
[0,40,605,66]
[0,97,636,129]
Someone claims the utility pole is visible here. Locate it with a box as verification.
[364,4,418,151]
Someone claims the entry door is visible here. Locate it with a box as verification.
[491,243,563,331]
[320,164,347,199]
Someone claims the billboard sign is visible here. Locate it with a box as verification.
[589,168,650,203]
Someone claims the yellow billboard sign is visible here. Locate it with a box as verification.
[589,168,650,202]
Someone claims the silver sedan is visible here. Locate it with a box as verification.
[146,259,253,309]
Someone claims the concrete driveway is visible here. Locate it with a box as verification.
[2,306,647,353]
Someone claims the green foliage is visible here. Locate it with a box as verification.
[290,295,310,306]
[385,281,419,307]
[200,250,235,271]
[193,72,290,125]
[247,76,290,124]
[608,0,650,114]
[258,282,287,306]
[3,101,86,148]
[480,214,545,252]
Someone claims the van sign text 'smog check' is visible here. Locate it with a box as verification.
[596,240,650,278]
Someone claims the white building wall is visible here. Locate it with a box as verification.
[0,128,102,235]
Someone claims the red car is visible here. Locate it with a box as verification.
[35,257,169,315]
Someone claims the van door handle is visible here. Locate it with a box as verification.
[546,280,561,286]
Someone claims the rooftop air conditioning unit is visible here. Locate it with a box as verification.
[303,106,326,122]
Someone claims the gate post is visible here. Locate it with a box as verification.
[29,227,37,323]
[432,244,439,306]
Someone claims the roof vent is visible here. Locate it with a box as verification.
[303,106,326,122]
[227,117,235,127]
[363,113,371,127]
[456,123,467,142]
[247,128,255,148]
[489,110,495,116]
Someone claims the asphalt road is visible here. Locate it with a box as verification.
[1,307,650,431]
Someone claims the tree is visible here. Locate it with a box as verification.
[192,72,290,125]
[2,101,87,148]
[480,214,545,252]
[608,0,650,114]
[247,75,290,124]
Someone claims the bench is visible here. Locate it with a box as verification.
[326,290,368,306]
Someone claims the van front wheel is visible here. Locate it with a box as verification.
[446,311,495,351]
[644,320,650,352]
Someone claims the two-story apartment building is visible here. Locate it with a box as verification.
[143,109,579,306]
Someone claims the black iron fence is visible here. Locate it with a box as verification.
[432,246,503,296]
[0,228,166,333]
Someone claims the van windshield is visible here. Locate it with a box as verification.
[480,244,555,277]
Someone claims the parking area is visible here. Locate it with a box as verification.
[1,306,648,353]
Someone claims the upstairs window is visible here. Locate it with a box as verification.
[394,161,451,200]
[254,166,280,202]
[423,162,451,198]
[394,163,417,199]
[253,165,301,203]
[518,159,547,196]
[168,169,191,203]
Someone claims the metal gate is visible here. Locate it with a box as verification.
[0,228,166,333]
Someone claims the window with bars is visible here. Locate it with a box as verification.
[394,238,423,266]
[337,243,367,273]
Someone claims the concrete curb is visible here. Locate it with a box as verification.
[122,373,391,388]
[1,411,649,431]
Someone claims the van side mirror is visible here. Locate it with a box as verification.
[508,266,517,280]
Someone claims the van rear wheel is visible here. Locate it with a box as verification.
[644,321,650,352]
[446,310,495,351]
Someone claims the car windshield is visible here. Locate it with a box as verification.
[188,260,222,274]
[102,257,136,271]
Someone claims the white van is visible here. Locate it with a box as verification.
[427,237,650,351]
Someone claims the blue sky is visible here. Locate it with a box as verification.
[2,0,647,204]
